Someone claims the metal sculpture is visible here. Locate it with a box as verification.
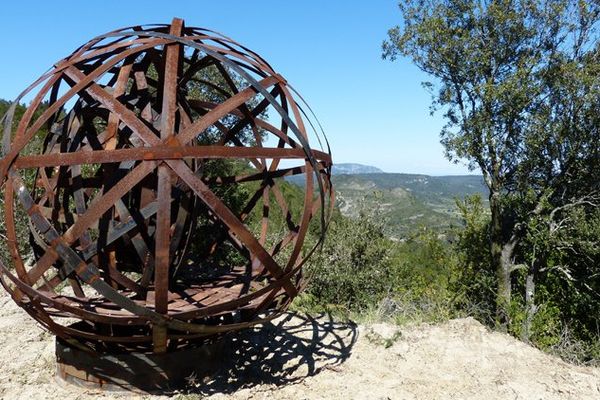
[0,17,332,363]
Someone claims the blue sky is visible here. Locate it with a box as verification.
[0,0,473,175]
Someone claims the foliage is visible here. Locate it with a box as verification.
[383,0,600,333]
[388,226,461,324]
[383,0,597,179]
[521,205,600,357]
[451,194,495,323]
[303,209,397,312]
[298,201,462,326]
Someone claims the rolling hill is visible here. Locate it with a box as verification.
[289,164,488,238]
[331,170,488,239]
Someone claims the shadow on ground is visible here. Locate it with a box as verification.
[185,312,358,395]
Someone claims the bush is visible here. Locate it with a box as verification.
[304,209,396,311]
[451,195,496,325]
[302,206,460,325]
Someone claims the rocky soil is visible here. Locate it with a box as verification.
[1,290,600,399]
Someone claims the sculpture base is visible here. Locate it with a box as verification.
[55,337,225,393]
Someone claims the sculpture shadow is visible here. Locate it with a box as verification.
[185,311,358,395]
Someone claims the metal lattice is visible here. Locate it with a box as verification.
[0,18,332,354]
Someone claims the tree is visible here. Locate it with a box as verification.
[383,0,600,329]
[517,36,600,339]
[518,196,600,343]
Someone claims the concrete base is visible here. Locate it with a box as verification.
[55,338,225,393]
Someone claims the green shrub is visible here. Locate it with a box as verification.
[304,209,396,311]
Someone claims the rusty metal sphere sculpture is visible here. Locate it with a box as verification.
[0,18,332,355]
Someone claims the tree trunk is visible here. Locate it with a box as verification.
[522,265,537,343]
[490,190,511,331]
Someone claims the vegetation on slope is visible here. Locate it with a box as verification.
[333,173,487,238]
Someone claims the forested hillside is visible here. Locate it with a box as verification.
[333,172,487,237]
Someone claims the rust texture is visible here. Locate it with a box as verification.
[0,18,333,354]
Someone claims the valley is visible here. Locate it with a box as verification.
[329,164,488,238]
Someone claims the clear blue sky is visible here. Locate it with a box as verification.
[0,0,473,175]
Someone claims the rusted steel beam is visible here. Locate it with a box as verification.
[152,18,183,354]
[14,146,331,169]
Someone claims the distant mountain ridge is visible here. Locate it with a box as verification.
[338,173,487,198]
[332,163,384,174]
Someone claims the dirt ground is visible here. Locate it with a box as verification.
[1,289,600,400]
